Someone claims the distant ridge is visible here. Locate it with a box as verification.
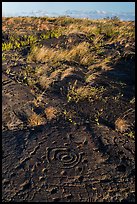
[2,9,135,21]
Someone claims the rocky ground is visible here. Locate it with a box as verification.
[2,17,135,202]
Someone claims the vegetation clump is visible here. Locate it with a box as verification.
[2,16,135,139]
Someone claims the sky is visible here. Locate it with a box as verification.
[2,2,135,17]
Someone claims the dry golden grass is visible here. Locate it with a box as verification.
[28,46,69,65]
[61,67,83,81]
[64,23,81,34]
[33,93,46,107]
[50,69,62,80]
[64,21,101,35]
[61,67,75,79]
[39,69,62,89]
[67,85,105,103]
[39,75,52,89]
[85,71,102,83]
[76,86,98,100]
[28,41,94,66]
[28,112,46,126]
[2,16,135,144]
[38,65,84,90]
[87,60,113,75]
[35,64,51,77]
[27,19,134,69]
[115,118,130,133]
[45,106,59,121]
[28,46,55,62]
[66,42,94,65]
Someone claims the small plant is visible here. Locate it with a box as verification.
[63,109,77,125]
[28,113,46,126]
[2,42,13,51]
[45,106,59,121]
[94,110,103,126]
[115,118,130,133]
[124,131,135,139]
[67,83,105,103]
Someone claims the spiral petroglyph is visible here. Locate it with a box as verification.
[46,147,82,169]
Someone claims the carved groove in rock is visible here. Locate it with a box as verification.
[46,147,82,169]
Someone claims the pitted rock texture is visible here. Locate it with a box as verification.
[2,123,135,202]
[2,74,135,202]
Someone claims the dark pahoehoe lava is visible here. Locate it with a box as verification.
[46,147,82,168]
